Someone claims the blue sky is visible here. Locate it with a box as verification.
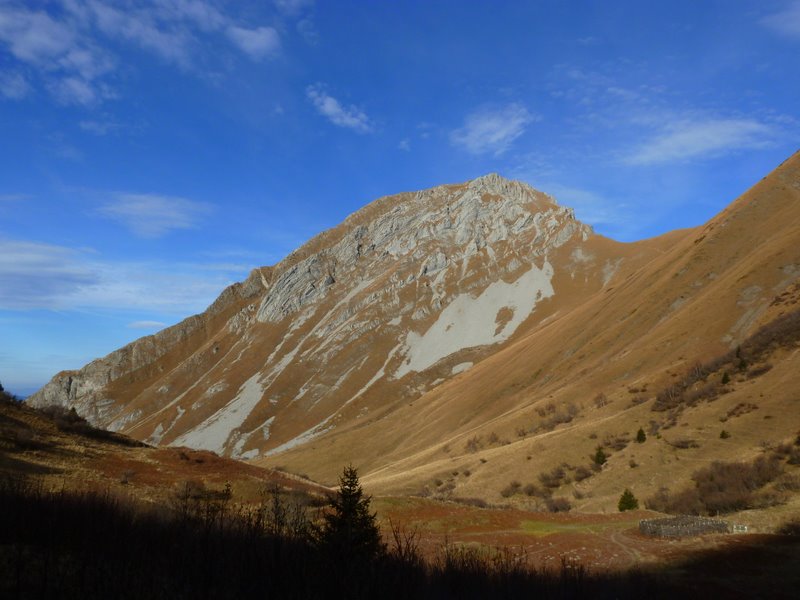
[1,0,799,396]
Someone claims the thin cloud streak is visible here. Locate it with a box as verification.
[624,118,776,165]
[0,238,248,314]
[127,320,167,329]
[761,1,800,38]
[96,193,213,238]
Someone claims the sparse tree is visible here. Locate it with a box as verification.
[618,488,639,512]
[721,372,730,385]
[636,428,646,443]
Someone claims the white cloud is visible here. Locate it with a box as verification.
[0,2,281,106]
[0,238,247,314]
[398,138,411,151]
[51,75,97,105]
[296,18,319,44]
[761,1,800,38]
[97,193,213,238]
[79,119,120,135]
[0,71,31,99]
[84,1,194,67]
[625,118,775,165]
[0,240,98,309]
[306,84,373,133]
[0,7,75,63]
[274,0,314,17]
[450,103,535,156]
[127,320,167,329]
[226,25,280,60]
[157,0,226,32]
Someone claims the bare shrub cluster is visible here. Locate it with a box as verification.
[645,455,784,515]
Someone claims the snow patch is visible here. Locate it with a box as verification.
[172,373,264,454]
[395,261,554,377]
[451,362,473,375]
[264,415,334,456]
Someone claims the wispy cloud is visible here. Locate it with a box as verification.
[79,118,120,135]
[306,84,373,133]
[450,103,535,156]
[274,0,315,17]
[226,25,280,60]
[0,238,247,313]
[97,193,213,238]
[0,71,30,99]
[624,118,776,165]
[761,1,800,38]
[127,320,166,329]
[0,240,98,309]
[0,1,281,106]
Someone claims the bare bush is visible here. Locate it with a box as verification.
[646,455,784,515]
[544,497,572,513]
[500,481,522,498]
[538,467,566,489]
[465,436,482,453]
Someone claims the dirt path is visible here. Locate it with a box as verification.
[609,530,645,564]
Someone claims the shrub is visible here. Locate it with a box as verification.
[720,430,731,439]
[544,496,572,513]
[522,483,543,497]
[465,436,481,453]
[573,466,593,482]
[669,439,700,450]
[605,434,630,451]
[721,372,730,385]
[500,481,522,498]
[646,455,784,515]
[538,467,566,489]
[636,428,646,443]
[618,489,639,511]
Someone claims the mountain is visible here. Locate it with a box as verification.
[29,152,800,511]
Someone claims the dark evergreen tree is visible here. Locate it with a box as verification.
[318,465,385,563]
[636,428,646,443]
[618,488,639,512]
[593,447,607,466]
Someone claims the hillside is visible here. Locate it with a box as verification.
[28,152,800,515]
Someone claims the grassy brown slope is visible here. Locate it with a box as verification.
[0,398,328,505]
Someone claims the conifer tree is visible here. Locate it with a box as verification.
[318,465,385,563]
[618,488,639,511]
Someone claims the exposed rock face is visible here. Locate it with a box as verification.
[29,174,597,456]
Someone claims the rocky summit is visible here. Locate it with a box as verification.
[29,154,800,507]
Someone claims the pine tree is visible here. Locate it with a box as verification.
[318,465,385,563]
[593,447,607,466]
[636,428,646,443]
[618,488,639,512]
